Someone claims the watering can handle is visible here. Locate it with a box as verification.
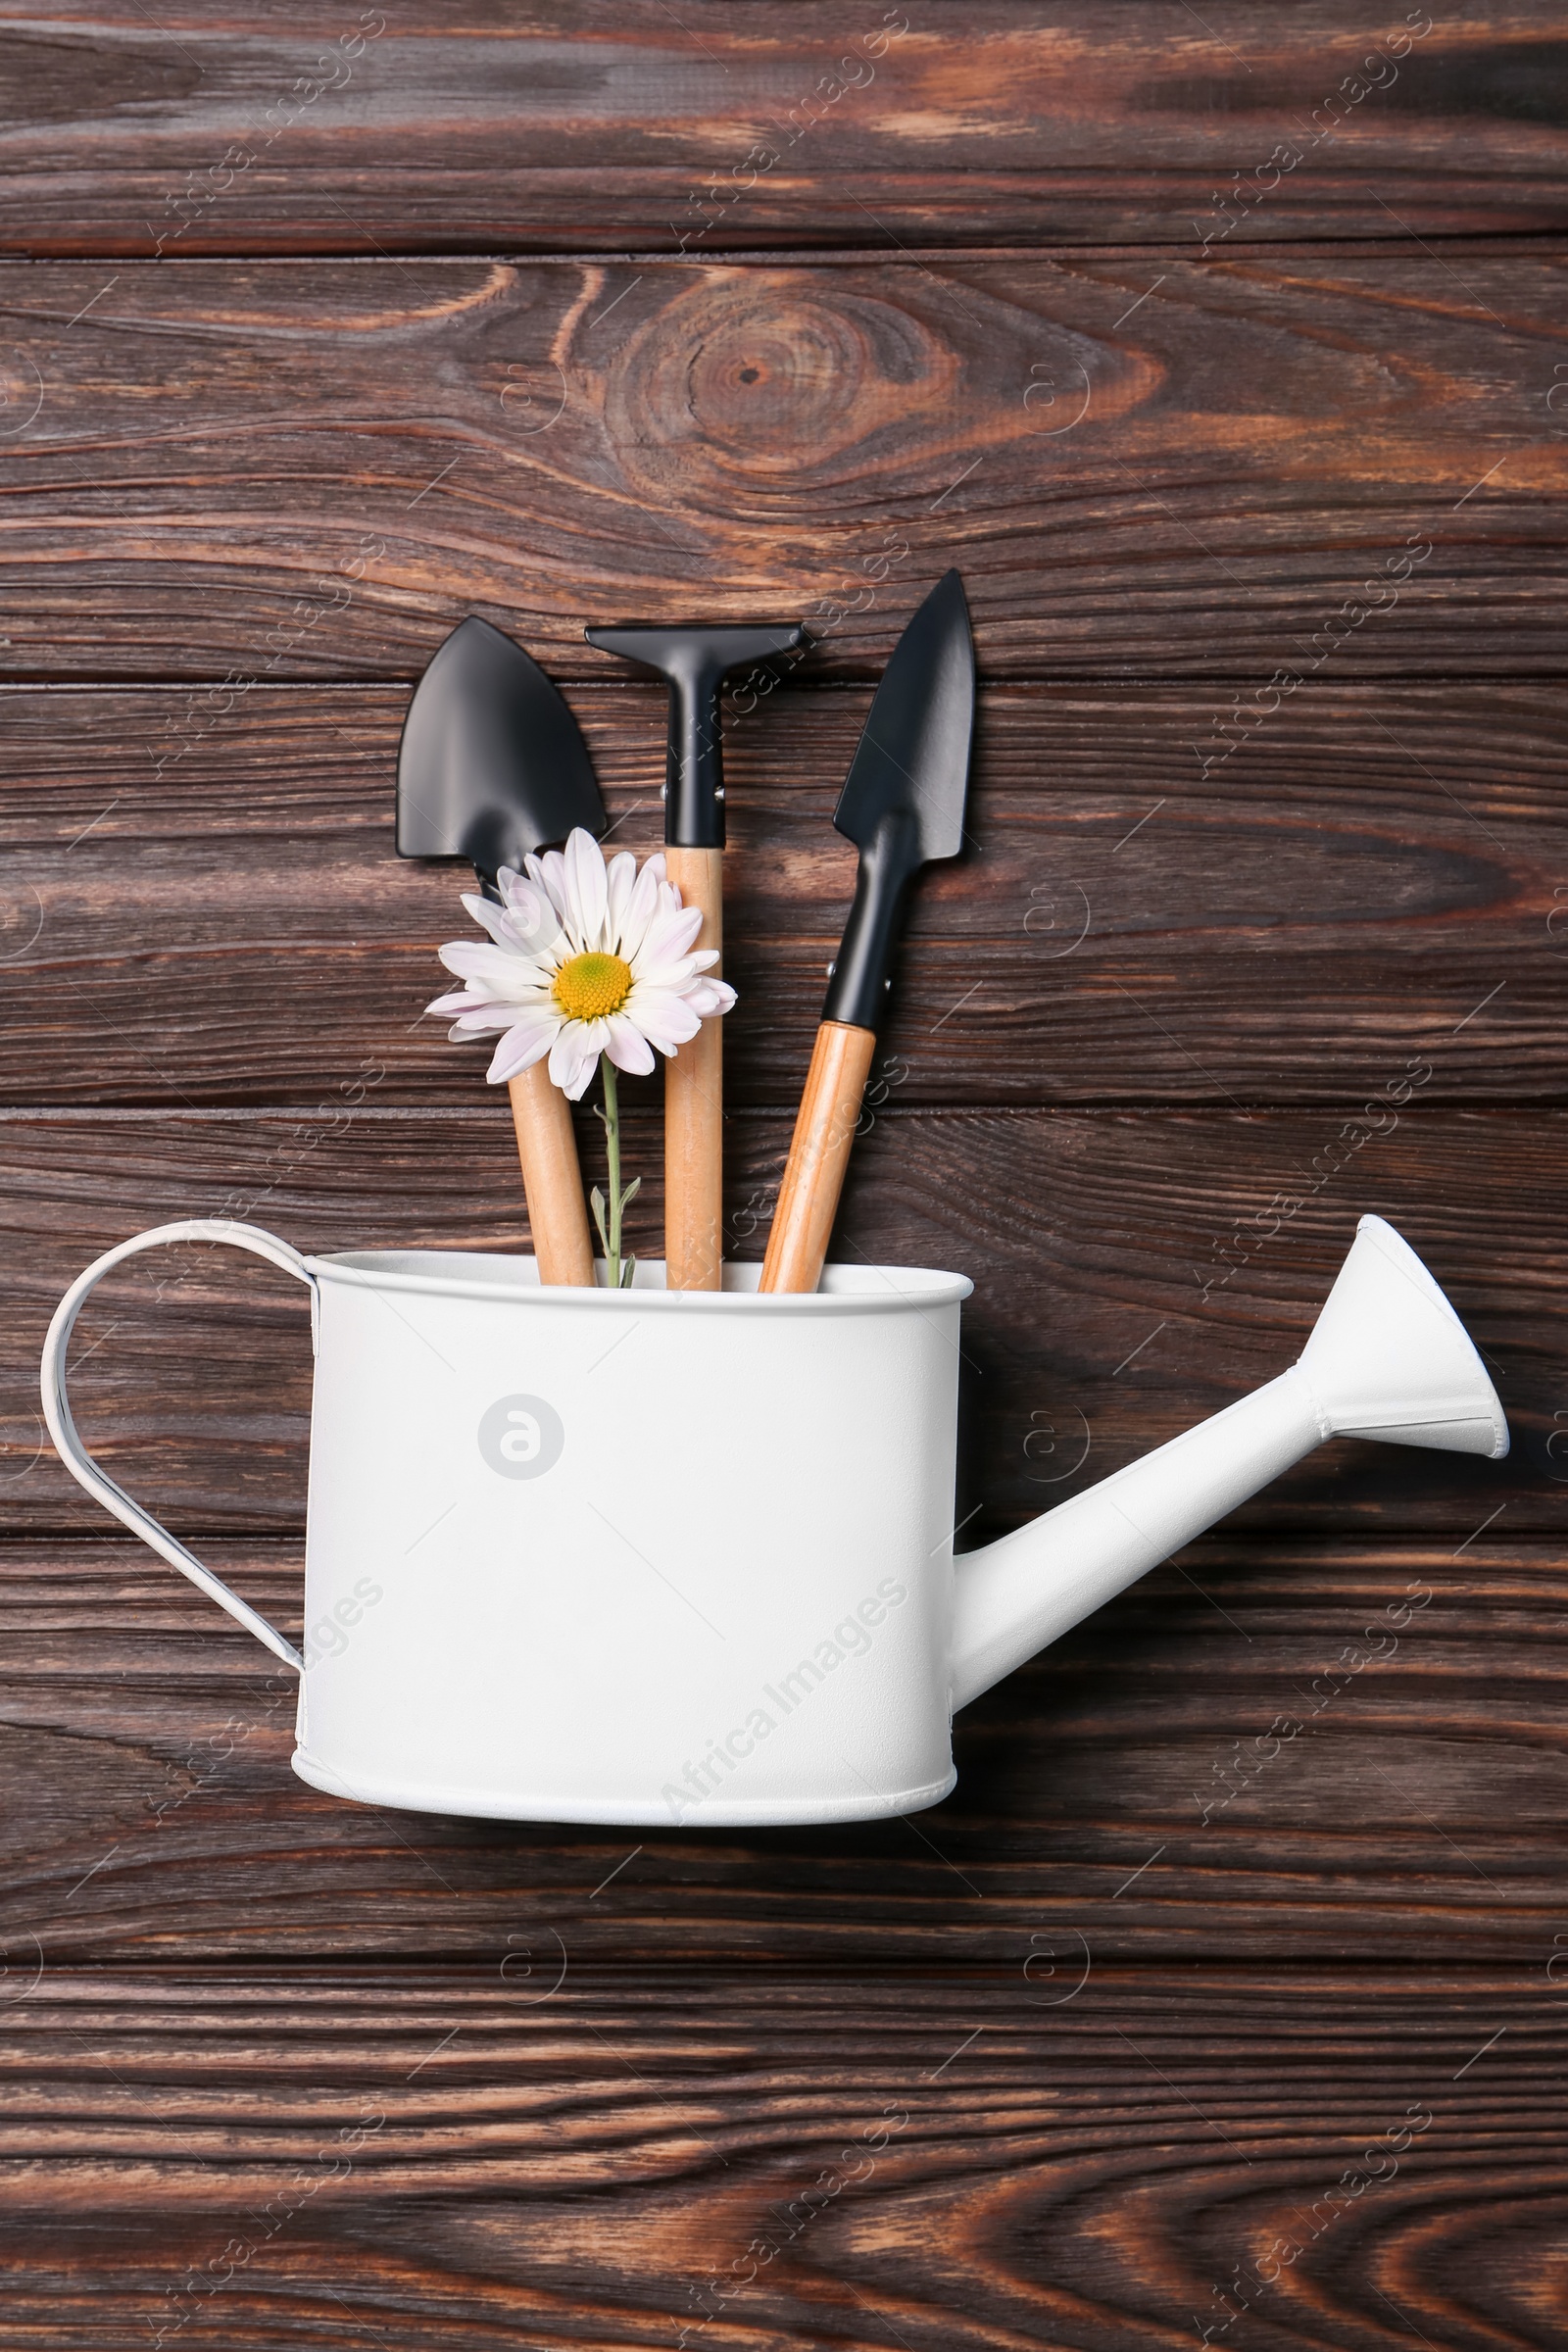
[40,1220,316,1672]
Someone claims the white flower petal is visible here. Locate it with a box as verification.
[495,875,561,954]
[634,955,709,995]
[440,994,525,1034]
[526,849,570,928]
[447,997,526,1030]
[501,909,554,957]
[615,854,667,963]
[438,940,556,1003]
[564,827,609,949]
[627,988,703,1052]
[561,1051,600,1101]
[642,901,705,963]
[605,848,639,938]
[604,1012,656,1076]
[549,1016,608,1099]
[685,977,737,1016]
[459,892,514,945]
[487,1014,560,1084]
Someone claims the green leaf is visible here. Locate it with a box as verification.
[588,1184,612,1259]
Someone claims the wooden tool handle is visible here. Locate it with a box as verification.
[663,846,724,1291]
[759,1021,877,1295]
[508,1059,595,1287]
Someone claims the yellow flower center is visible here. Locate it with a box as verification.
[552,950,633,1023]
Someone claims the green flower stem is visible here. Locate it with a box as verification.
[588,1055,639,1288]
[601,1055,623,1284]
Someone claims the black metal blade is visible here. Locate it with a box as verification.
[397,616,607,881]
[822,571,974,1032]
[832,568,973,864]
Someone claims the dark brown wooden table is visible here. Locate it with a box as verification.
[2,7,1566,2344]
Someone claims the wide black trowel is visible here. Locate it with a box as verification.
[398,615,609,1284]
[398,614,604,880]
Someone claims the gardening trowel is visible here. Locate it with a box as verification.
[398,614,608,1287]
[760,570,974,1293]
[584,620,803,1290]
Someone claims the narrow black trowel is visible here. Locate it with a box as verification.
[760,571,975,1293]
[398,615,609,1285]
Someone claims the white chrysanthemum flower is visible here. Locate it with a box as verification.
[428,827,736,1101]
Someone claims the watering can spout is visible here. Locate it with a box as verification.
[950,1216,1507,1711]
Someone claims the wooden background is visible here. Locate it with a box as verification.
[2,4,1566,2344]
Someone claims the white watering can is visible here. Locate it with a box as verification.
[42,1213,1505,1828]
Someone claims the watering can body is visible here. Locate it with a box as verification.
[41,1217,1505,1828]
[300,1250,964,1825]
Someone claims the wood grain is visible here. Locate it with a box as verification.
[4,682,1568,1109]
[662,845,724,1291]
[506,1060,595,1288]
[0,1538,1563,1963]
[760,1020,878,1293]
[0,258,1561,678]
[6,5,1568,254]
[3,12,1566,2335]
[0,1967,1558,2348]
[0,1106,1556,1537]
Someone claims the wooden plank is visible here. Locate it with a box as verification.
[6,5,1568,254]
[0,1539,1562,1967]
[1,6,1560,2328]
[4,681,1567,1109]
[0,1967,1558,2348]
[0,257,1561,678]
[0,1106,1555,1535]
